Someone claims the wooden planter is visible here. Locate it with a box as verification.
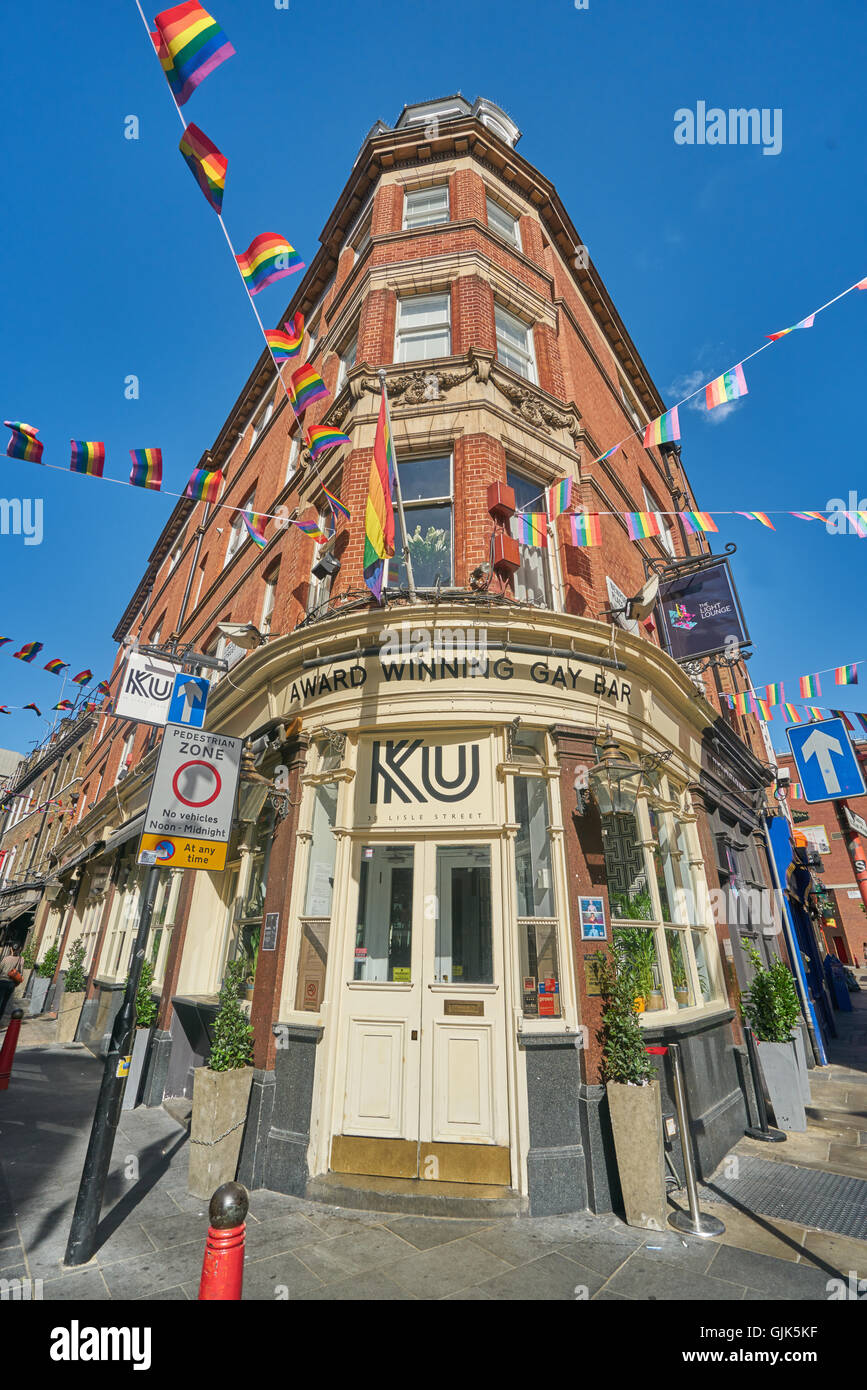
[606,1079,668,1230]
[188,1066,254,1200]
[56,991,85,1044]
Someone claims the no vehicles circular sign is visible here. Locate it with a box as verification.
[172,759,223,807]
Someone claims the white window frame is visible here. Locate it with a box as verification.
[495,304,536,383]
[286,434,301,484]
[260,568,279,634]
[486,194,521,249]
[643,484,676,559]
[394,292,451,364]
[403,185,450,231]
[115,730,135,785]
[336,332,358,393]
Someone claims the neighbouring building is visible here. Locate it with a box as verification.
[39,95,793,1213]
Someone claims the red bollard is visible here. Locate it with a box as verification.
[0,1009,24,1092]
[198,1181,249,1300]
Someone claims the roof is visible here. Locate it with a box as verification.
[0,748,24,780]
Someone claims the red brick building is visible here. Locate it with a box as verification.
[35,96,783,1213]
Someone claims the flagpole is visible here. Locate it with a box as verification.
[378,370,418,604]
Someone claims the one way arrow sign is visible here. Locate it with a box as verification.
[787,717,866,804]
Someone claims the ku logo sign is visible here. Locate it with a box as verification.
[370,740,481,804]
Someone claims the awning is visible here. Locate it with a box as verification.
[0,892,41,926]
[100,813,146,859]
[57,840,105,878]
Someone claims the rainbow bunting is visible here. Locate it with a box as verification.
[13,642,43,663]
[0,708,8,715]
[364,393,396,603]
[737,511,775,529]
[705,363,748,410]
[789,783,802,800]
[643,407,679,448]
[151,2,235,106]
[755,697,773,722]
[767,313,815,342]
[241,504,268,549]
[184,466,222,503]
[764,683,784,706]
[597,445,620,463]
[307,426,351,461]
[69,441,105,477]
[546,479,573,518]
[265,313,305,363]
[791,511,826,521]
[835,664,858,685]
[784,703,802,723]
[4,421,43,463]
[129,448,163,491]
[830,710,856,731]
[179,122,227,213]
[294,519,329,543]
[71,670,93,686]
[289,363,328,416]
[806,706,825,721]
[322,487,351,524]
[0,639,10,648]
[625,511,663,541]
[235,233,304,295]
[23,704,41,716]
[84,701,98,712]
[678,511,718,535]
[731,691,753,715]
[569,512,602,547]
[855,713,867,736]
[96,681,111,696]
[44,659,69,675]
[513,513,548,548]
[52,700,74,712]
[799,673,821,698]
[844,511,867,538]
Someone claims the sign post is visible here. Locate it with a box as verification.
[836,802,867,921]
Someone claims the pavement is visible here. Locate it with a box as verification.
[2,979,866,1301]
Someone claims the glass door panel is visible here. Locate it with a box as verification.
[434,845,492,983]
[354,845,415,982]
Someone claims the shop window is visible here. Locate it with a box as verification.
[507,466,553,608]
[390,454,453,590]
[395,292,451,362]
[486,195,521,249]
[294,781,338,1011]
[495,305,536,382]
[403,185,449,230]
[514,775,562,1018]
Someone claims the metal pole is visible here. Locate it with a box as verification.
[667,1041,725,1238]
[743,1020,786,1142]
[64,862,161,1266]
[762,814,826,1065]
[378,369,418,603]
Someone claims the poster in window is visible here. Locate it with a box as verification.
[655,559,750,663]
[579,895,607,940]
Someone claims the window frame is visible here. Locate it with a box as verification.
[643,482,676,559]
[402,184,450,231]
[506,465,554,610]
[486,193,522,250]
[388,452,454,592]
[394,291,451,364]
[494,303,536,383]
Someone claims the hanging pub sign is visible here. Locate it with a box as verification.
[655,558,750,664]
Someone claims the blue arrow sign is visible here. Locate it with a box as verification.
[167,673,210,729]
[786,717,866,804]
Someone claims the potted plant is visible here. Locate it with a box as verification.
[740,940,806,1131]
[595,943,668,1230]
[18,939,37,998]
[122,959,158,1111]
[668,934,690,1008]
[56,937,87,1043]
[30,942,58,1017]
[188,960,255,1199]
[614,926,659,1011]
[238,924,260,1003]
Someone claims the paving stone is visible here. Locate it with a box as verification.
[383,1216,496,1251]
[469,1221,580,1267]
[293,1225,421,1283]
[442,1286,493,1300]
[139,1210,212,1251]
[99,1241,208,1299]
[245,1190,309,1222]
[242,1212,324,1260]
[239,1251,324,1300]
[41,1268,110,1301]
[295,1205,389,1237]
[140,1285,191,1300]
[387,1239,512,1299]
[476,1252,606,1301]
[700,1204,805,1264]
[605,1251,746,1301]
[800,1227,867,1279]
[707,1243,834,1299]
[0,1262,26,1281]
[0,1244,26,1273]
[294,1270,417,1301]
[556,1230,650,1279]
[91,1221,160,1268]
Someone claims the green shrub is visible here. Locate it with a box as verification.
[36,943,59,980]
[63,938,87,993]
[740,940,801,1042]
[21,940,37,971]
[132,958,158,1029]
[208,959,253,1072]
[594,941,654,1086]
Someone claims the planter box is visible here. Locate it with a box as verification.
[606,1079,668,1231]
[188,1066,254,1200]
[28,975,51,1017]
[791,1030,811,1106]
[122,1027,154,1111]
[757,1040,806,1131]
[56,991,85,1044]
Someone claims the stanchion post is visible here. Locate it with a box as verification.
[199,1182,248,1300]
[667,1041,726,1238]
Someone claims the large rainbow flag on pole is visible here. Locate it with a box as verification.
[151,3,235,107]
[364,393,396,603]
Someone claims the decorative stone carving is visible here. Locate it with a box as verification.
[388,366,474,405]
[489,372,581,438]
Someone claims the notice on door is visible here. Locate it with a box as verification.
[138,724,242,872]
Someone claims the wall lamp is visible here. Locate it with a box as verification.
[574,727,672,817]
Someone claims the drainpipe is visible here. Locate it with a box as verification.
[761,813,827,1066]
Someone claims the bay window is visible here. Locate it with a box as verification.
[495,304,536,382]
[403,185,449,230]
[389,454,453,590]
[507,466,553,607]
[395,293,451,362]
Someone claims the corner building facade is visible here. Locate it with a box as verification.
[50,97,779,1214]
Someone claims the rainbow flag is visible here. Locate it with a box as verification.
[0,638,9,648]
[23,703,41,716]
[307,426,351,461]
[84,701,98,712]
[569,512,601,547]
[643,407,680,448]
[844,511,867,538]
[764,683,783,706]
[151,3,235,107]
[731,691,753,715]
[13,642,43,663]
[179,122,227,213]
[791,511,826,521]
[679,511,718,535]
[767,313,815,342]
[294,519,329,543]
[364,393,396,603]
[597,445,620,463]
[625,511,662,541]
[784,703,802,723]
[835,664,858,685]
[44,659,68,675]
[4,420,43,463]
[806,706,825,721]
[830,710,856,731]
[0,707,8,715]
[513,513,548,548]
[96,681,111,696]
[789,782,802,800]
[241,504,268,549]
[71,669,93,686]
[289,363,328,416]
[184,466,222,503]
[129,448,163,490]
[323,487,351,524]
[52,700,74,712]
[546,479,573,518]
[235,233,304,295]
[799,673,821,698]
[70,441,105,477]
[755,697,773,722]
[737,511,775,529]
[705,363,748,410]
[266,314,305,364]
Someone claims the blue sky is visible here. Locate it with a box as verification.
[0,0,864,755]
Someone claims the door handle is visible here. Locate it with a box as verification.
[411,1030,418,1041]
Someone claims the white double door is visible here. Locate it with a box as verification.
[333,838,511,1182]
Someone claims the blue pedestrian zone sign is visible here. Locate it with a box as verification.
[786,717,866,804]
[167,673,210,729]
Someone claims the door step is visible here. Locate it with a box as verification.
[306,1172,527,1218]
